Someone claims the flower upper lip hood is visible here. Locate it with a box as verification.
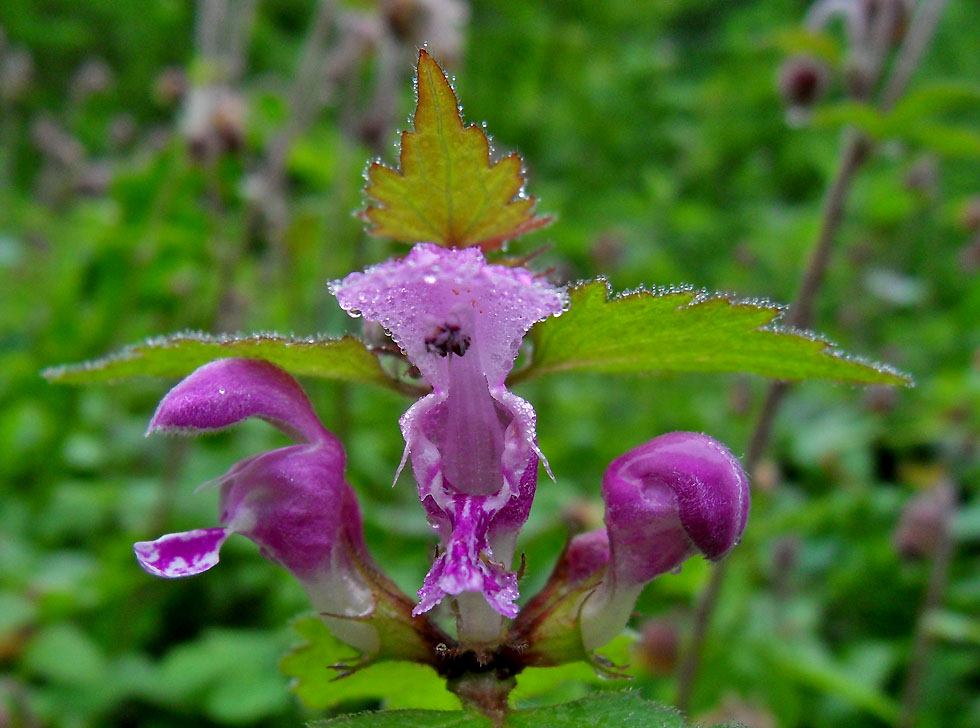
[579,431,750,651]
[331,244,566,625]
[133,358,381,655]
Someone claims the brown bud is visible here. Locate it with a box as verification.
[861,0,910,45]
[383,0,427,42]
[893,484,953,562]
[778,55,829,109]
[211,91,246,154]
[862,385,899,414]
[752,458,780,493]
[109,114,137,149]
[903,155,940,198]
[71,57,114,100]
[75,161,112,197]
[959,196,980,233]
[559,497,604,535]
[154,67,187,107]
[361,321,392,350]
[0,46,34,102]
[589,230,626,272]
[634,618,679,675]
[699,695,777,728]
[30,117,84,167]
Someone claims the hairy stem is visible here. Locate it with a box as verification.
[675,129,869,712]
[675,0,951,708]
[881,0,950,111]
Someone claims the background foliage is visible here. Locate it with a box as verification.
[2,1,979,727]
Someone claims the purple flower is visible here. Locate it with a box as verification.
[133,358,381,655]
[332,244,565,634]
[579,432,749,650]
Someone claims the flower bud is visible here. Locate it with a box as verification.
[580,432,749,650]
[893,484,953,562]
[634,618,680,676]
[778,55,829,110]
[509,529,610,666]
[0,46,33,102]
[959,196,980,233]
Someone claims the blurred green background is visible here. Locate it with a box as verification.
[2,1,979,727]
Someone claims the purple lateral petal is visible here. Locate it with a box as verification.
[413,496,520,618]
[602,431,749,586]
[134,527,230,578]
[331,243,565,390]
[148,358,330,444]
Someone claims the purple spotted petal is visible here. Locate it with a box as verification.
[148,358,331,444]
[332,244,564,619]
[134,527,230,578]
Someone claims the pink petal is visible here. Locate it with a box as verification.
[331,244,565,390]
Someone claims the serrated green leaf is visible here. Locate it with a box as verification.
[280,616,459,711]
[513,282,909,385]
[507,693,686,728]
[362,49,552,250]
[310,693,703,728]
[42,332,415,393]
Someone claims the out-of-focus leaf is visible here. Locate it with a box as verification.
[22,623,108,686]
[904,123,980,159]
[280,616,459,711]
[765,641,900,723]
[926,611,980,647]
[812,102,886,137]
[513,281,909,385]
[773,28,843,64]
[887,81,980,126]
[361,50,551,250]
[42,332,413,393]
[311,710,490,728]
[150,629,289,723]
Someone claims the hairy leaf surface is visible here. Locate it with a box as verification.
[42,332,411,393]
[512,282,910,385]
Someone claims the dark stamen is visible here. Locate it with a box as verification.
[425,323,471,357]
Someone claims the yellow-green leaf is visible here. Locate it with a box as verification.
[362,49,552,250]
